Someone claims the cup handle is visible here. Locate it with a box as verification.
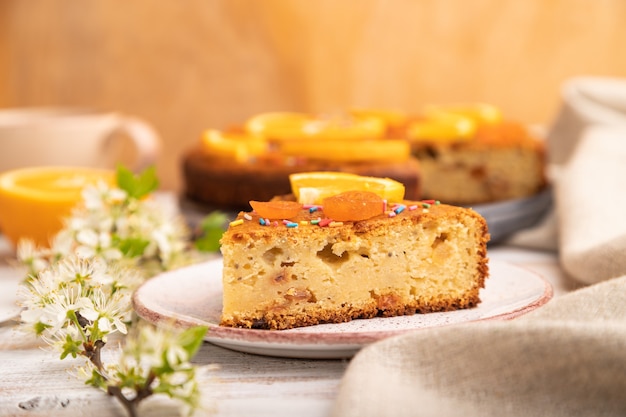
[116,116,162,172]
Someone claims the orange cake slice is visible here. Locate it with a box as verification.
[219,173,490,330]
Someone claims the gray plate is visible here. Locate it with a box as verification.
[468,187,553,245]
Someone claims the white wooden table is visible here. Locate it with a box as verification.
[0,234,580,417]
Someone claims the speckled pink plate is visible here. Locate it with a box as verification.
[133,259,552,359]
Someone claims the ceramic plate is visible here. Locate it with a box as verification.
[0,264,23,323]
[133,258,553,359]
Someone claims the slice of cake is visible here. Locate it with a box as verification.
[219,173,490,330]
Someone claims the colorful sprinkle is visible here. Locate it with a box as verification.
[382,200,388,212]
[387,211,397,218]
[408,204,418,211]
[259,218,266,226]
[229,219,244,227]
[285,222,298,228]
[421,203,431,208]
[329,221,344,227]
[310,218,321,225]
[394,204,406,214]
[300,220,309,226]
[309,206,319,213]
[243,213,253,221]
[318,218,333,227]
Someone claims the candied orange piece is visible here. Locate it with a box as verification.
[322,190,384,221]
[249,200,302,219]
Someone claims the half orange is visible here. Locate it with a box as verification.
[0,166,115,247]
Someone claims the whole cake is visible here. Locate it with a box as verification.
[183,113,421,209]
[219,172,490,330]
[183,104,546,210]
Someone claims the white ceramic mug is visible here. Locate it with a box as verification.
[0,107,161,172]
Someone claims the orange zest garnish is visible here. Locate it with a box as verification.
[322,190,384,221]
[249,200,302,219]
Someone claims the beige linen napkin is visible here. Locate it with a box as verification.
[332,76,626,416]
[331,276,626,417]
[506,76,626,258]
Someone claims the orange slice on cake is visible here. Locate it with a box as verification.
[424,102,503,125]
[245,112,385,141]
[278,139,410,162]
[289,171,405,205]
[201,129,267,162]
[407,103,503,143]
[406,113,476,143]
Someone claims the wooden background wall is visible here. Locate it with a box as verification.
[2,0,626,191]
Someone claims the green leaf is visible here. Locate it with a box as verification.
[195,211,228,252]
[115,237,151,258]
[34,321,51,336]
[178,326,208,358]
[116,165,159,199]
[60,334,83,360]
[199,211,229,230]
[84,369,108,390]
[194,228,224,252]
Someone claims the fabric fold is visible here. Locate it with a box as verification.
[558,126,626,284]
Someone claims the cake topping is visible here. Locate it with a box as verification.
[277,138,410,162]
[289,171,405,205]
[200,111,412,165]
[406,102,503,144]
[200,129,267,162]
[249,200,303,219]
[322,190,384,221]
[230,172,428,226]
[245,111,385,141]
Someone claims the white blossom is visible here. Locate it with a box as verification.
[15,171,204,416]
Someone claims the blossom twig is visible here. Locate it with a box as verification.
[16,166,209,416]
